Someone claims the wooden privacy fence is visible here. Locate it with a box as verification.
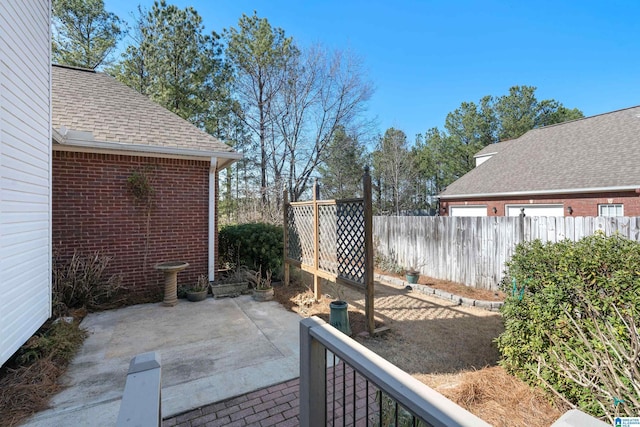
[284,170,375,333]
[374,215,640,291]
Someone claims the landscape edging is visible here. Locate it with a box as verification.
[374,273,503,312]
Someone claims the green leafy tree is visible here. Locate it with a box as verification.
[52,0,124,69]
[495,85,584,140]
[372,128,417,215]
[443,96,498,175]
[107,6,152,95]
[226,12,297,206]
[110,1,230,127]
[318,126,367,199]
[415,86,584,205]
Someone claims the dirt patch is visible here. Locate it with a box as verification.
[276,270,563,427]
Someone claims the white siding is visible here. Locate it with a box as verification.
[0,0,52,366]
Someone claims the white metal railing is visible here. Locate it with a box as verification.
[299,316,492,427]
[116,352,162,427]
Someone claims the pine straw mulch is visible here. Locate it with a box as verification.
[0,314,87,427]
[377,268,506,301]
[274,273,566,427]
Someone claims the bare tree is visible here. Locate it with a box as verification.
[271,46,373,201]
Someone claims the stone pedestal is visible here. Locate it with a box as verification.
[154,261,189,307]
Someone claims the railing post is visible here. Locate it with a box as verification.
[299,317,327,427]
[116,352,162,427]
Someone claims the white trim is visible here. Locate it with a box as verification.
[53,130,242,168]
[54,143,214,162]
[598,203,624,217]
[47,18,52,318]
[439,185,640,200]
[208,157,217,281]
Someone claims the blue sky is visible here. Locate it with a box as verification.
[105,0,640,143]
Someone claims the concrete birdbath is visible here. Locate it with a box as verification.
[154,261,189,307]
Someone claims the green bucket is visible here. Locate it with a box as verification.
[329,300,352,336]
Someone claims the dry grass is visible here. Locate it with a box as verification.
[275,270,564,427]
[0,319,87,427]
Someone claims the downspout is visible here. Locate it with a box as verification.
[208,157,218,281]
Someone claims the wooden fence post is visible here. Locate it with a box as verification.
[313,179,321,300]
[363,167,375,334]
[283,189,290,287]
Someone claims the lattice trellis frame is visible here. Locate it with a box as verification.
[283,170,374,333]
[287,202,366,287]
[287,204,315,266]
[336,201,365,285]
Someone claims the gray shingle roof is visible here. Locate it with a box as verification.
[52,64,236,156]
[473,139,513,158]
[440,106,640,199]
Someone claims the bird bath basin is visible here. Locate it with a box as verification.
[155,261,189,307]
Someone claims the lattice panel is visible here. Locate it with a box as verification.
[318,205,338,275]
[287,204,314,266]
[336,201,365,285]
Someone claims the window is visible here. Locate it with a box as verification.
[598,204,624,217]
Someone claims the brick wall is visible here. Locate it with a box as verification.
[441,191,640,216]
[53,151,212,298]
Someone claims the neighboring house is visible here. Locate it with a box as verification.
[0,0,52,366]
[439,106,640,217]
[52,64,241,297]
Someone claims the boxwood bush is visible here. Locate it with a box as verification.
[496,233,640,420]
[219,223,283,278]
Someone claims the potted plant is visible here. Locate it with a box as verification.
[210,265,251,298]
[327,281,351,336]
[404,258,424,285]
[186,274,209,302]
[251,268,274,302]
[404,267,420,285]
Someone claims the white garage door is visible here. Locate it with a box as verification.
[506,204,564,217]
[450,205,487,217]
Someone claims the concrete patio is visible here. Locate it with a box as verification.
[20,295,301,427]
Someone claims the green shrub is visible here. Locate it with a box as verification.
[496,233,640,421]
[219,223,283,277]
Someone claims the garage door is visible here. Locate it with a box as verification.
[450,205,487,217]
[506,204,564,217]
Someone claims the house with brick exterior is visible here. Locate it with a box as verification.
[438,105,640,217]
[52,64,241,297]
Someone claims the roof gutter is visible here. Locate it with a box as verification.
[53,128,242,169]
[438,185,640,200]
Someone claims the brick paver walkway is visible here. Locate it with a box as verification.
[163,378,300,427]
[163,361,382,427]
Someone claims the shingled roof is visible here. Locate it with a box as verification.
[439,105,640,199]
[52,64,240,167]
